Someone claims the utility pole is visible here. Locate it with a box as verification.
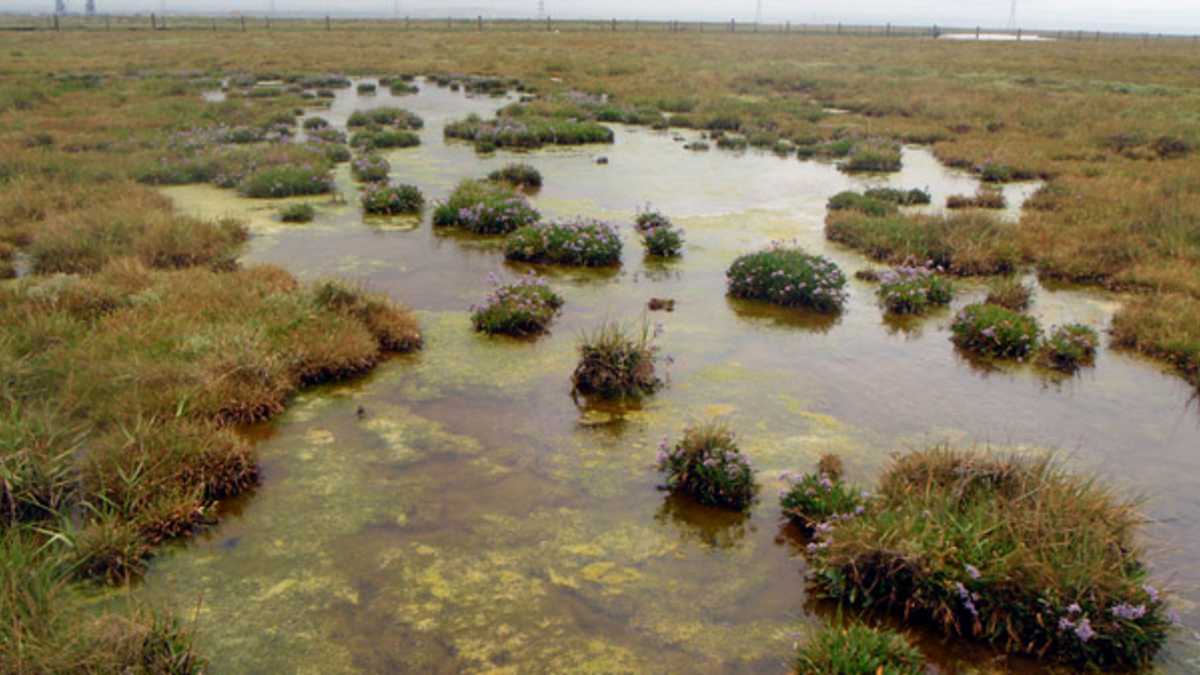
[1007,0,1017,30]
[54,0,67,15]
[754,0,762,29]
[85,0,96,16]
[537,0,545,20]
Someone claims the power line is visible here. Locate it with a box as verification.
[1007,0,1018,29]
[754,0,763,25]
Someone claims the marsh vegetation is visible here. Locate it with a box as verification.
[1,26,1198,674]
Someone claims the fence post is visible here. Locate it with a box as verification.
[150,13,156,30]
[240,15,246,31]
[612,18,616,32]
[265,16,270,30]
[1016,28,1021,41]
[477,15,482,31]
[325,15,330,31]
[546,16,551,31]
[785,21,790,34]
[105,14,111,30]
[211,18,215,31]
[730,18,735,32]
[886,22,891,36]
[405,16,410,30]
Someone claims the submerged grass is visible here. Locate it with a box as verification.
[805,448,1172,669]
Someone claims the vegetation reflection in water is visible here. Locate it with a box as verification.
[135,81,1200,673]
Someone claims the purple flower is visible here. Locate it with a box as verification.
[1111,603,1147,621]
[965,564,981,580]
[1074,618,1095,643]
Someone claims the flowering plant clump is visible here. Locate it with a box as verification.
[634,209,672,233]
[641,224,684,258]
[361,182,424,215]
[726,243,848,312]
[237,164,334,198]
[487,162,543,189]
[505,218,623,267]
[432,180,540,235]
[826,190,898,217]
[803,448,1173,668]
[350,154,390,182]
[1037,323,1099,372]
[444,113,614,150]
[656,421,756,510]
[779,467,867,532]
[571,320,661,399]
[876,265,954,315]
[839,139,902,173]
[950,303,1041,359]
[470,273,564,336]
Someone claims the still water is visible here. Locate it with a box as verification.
[138,79,1200,673]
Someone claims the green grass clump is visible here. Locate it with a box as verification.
[794,622,925,675]
[806,448,1171,669]
[470,273,564,336]
[361,182,424,215]
[487,162,543,189]
[1038,323,1100,372]
[726,245,848,312]
[432,179,540,235]
[302,116,329,130]
[306,127,347,144]
[444,113,614,150]
[349,129,421,150]
[951,303,1041,359]
[839,139,902,173]
[571,320,661,399]
[505,218,622,267]
[356,82,377,95]
[825,210,1019,275]
[779,455,866,531]
[863,187,932,205]
[278,202,316,223]
[826,191,898,217]
[876,265,954,315]
[347,107,423,129]
[656,421,756,510]
[985,276,1033,311]
[641,223,684,258]
[350,154,390,182]
[947,188,1007,209]
[1111,294,1200,386]
[237,164,333,198]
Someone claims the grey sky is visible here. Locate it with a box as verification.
[9,0,1200,33]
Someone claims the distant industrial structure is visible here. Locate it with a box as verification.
[85,0,96,16]
[54,0,66,15]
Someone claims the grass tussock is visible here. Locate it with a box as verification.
[805,448,1171,669]
[571,319,661,399]
[1038,323,1100,373]
[445,112,613,151]
[1111,294,1200,385]
[793,621,925,675]
[825,210,1019,276]
[985,276,1033,311]
[487,162,543,189]
[947,188,1007,210]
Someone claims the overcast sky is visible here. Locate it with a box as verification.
[10,0,1200,33]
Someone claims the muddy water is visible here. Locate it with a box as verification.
[144,80,1200,673]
